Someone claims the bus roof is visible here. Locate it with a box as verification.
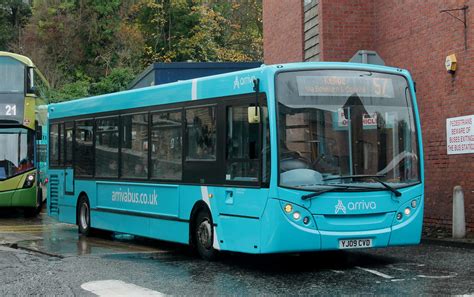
[48,62,411,120]
[0,51,49,89]
[0,51,35,67]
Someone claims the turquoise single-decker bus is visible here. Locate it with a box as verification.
[47,62,423,260]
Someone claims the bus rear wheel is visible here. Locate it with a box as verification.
[78,196,92,236]
[194,209,218,261]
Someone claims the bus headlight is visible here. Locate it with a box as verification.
[292,212,301,220]
[404,207,411,216]
[411,200,417,208]
[23,173,36,188]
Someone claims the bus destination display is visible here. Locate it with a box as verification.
[0,104,17,116]
[297,76,395,98]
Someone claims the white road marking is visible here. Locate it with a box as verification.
[356,266,394,279]
[416,273,457,279]
[81,280,166,297]
[330,270,344,274]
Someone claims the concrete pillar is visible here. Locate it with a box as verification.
[452,186,466,239]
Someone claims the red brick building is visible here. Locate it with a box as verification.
[263,0,473,234]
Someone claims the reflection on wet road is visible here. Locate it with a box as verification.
[0,209,173,257]
[0,208,472,296]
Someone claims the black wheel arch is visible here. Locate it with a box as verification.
[189,201,212,246]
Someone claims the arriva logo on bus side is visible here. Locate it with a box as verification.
[233,75,256,89]
[335,200,377,214]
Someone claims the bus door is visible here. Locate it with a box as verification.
[213,98,270,252]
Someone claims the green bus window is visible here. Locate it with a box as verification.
[95,117,118,178]
[185,106,216,161]
[0,57,24,93]
[151,110,182,180]
[0,128,34,179]
[121,113,148,179]
[75,120,94,177]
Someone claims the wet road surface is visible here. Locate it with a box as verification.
[0,208,473,296]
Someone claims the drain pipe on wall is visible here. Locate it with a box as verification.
[452,186,466,239]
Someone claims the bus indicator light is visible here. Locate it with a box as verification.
[397,213,403,220]
[284,204,293,213]
[411,200,417,208]
[303,217,310,225]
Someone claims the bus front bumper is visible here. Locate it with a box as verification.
[0,186,37,208]
[259,198,423,254]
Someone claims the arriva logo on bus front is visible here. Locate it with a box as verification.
[233,75,256,89]
[335,199,377,214]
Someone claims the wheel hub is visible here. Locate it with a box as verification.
[197,219,212,249]
[80,203,89,230]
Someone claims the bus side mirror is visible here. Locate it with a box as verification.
[26,67,36,94]
[248,106,261,124]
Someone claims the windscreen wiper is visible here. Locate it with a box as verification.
[301,186,349,200]
[301,184,377,200]
[322,175,401,197]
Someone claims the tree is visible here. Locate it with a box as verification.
[15,0,263,102]
[0,0,31,50]
[131,0,262,63]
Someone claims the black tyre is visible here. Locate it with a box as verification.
[77,195,92,236]
[194,209,218,261]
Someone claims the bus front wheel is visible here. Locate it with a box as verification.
[78,196,92,236]
[194,209,218,261]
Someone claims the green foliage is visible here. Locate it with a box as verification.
[48,67,135,102]
[15,0,262,102]
[49,80,91,103]
[90,67,135,96]
[0,0,31,50]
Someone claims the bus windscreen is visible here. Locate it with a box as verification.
[277,70,419,190]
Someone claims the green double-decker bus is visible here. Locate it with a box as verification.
[0,51,48,216]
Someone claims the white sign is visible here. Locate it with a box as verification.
[446,115,474,155]
[337,108,377,128]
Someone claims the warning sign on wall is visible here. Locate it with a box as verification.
[446,115,474,155]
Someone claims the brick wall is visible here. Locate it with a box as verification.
[319,0,375,61]
[263,0,304,64]
[373,0,474,233]
[263,0,474,233]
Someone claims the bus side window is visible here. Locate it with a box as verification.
[49,123,59,167]
[121,113,148,179]
[185,106,216,161]
[151,110,182,180]
[95,117,119,178]
[58,123,64,166]
[75,120,94,177]
[65,122,74,167]
[225,105,260,183]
